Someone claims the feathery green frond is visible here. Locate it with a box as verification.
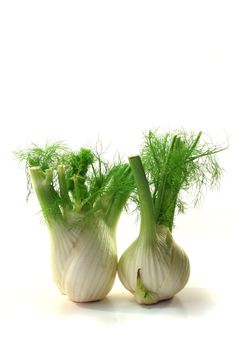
[15,142,68,201]
[16,142,68,170]
[16,141,134,229]
[140,129,226,230]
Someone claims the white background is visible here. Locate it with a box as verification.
[0,1,233,349]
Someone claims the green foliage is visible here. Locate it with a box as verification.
[15,142,68,201]
[16,142,134,227]
[141,130,226,230]
[16,142,68,171]
[59,148,95,205]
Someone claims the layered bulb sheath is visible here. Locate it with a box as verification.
[49,218,117,302]
[118,225,190,304]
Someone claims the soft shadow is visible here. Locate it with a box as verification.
[57,287,216,319]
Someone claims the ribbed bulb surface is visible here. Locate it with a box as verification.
[49,219,117,302]
[118,226,190,304]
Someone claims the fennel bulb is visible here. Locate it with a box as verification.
[18,144,133,302]
[118,131,225,304]
[118,224,190,305]
[48,215,117,302]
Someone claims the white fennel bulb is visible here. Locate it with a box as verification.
[49,217,117,302]
[118,225,190,304]
[17,143,133,302]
